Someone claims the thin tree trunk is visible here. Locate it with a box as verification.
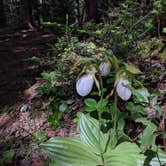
[0,0,6,27]
[75,0,81,25]
[20,0,33,28]
[33,0,40,26]
[84,0,99,22]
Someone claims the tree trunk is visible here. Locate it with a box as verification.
[84,0,99,22]
[20,0,33,28]
[33,0,41,26]
[75,0,81,25]
[0,0,6,27]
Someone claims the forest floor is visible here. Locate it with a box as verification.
[0,28,165,166]
[0,28,78,166]
[0,28,55,106]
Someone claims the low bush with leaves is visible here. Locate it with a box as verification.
[40,49,166,165]
[38,1,166,164]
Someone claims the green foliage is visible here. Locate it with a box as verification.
[35,1,166,166]
[41,114,145,166]
[136,118,157,148]
[41,30,165,164]
[132,88,150,104]
[47,111,62,128]
[84,98,108,113]
[50,0,75,24]
[125,102,147,120]
[78,114,109,154]
[47,98,74,128]
[34,132,47,144]
[41,113,166,165]
[0,149,15,165]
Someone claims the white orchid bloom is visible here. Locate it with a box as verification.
[116,79,132,101]
[99,61,111,76]
[76,74,94,96]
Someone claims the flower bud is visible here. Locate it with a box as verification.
[99,61,111,76]
[76,74,94,96]
[116,79,131,101]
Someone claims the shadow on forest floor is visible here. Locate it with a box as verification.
[0,28,56,107]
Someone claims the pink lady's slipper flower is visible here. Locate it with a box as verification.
[99,61,111,76]
[116,79,131,101]
[76,74,94,96]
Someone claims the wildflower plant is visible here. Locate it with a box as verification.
[41,51,166,165]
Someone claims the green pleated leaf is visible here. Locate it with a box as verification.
[136,118,157,147]
[78,113,109,154]
[41,136,100,166]
[150,149,166,166]
[126,63,142,74]
[150,157,166,166]
[132,88,150,103]
[104,142,145,166]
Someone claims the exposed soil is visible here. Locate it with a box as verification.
[0,28,56,165]
[0,28,56,107]
[0,28,78,166]
[0,28,165,166]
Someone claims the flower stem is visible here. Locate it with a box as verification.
[97,75,105,165]
[114,92,118,131]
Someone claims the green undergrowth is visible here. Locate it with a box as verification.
[31,1,166,165]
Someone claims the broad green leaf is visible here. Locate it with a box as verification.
[126,63,142,74]
[104,142,145,166]
[107,129,131,149]
[140,124,156,147]
[132,88,150,103]
[41,136,100,166]
[78,114,109,154]
[97,99,108,112]
[84,98,97,112]
[136,118,157,147]
[135,118,151,126]
[125,102,147,120]
[85,99,97,112]
[85,107,97,112]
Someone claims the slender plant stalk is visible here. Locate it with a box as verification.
[97,74,105,165]
[114,92,118,131]
[65,14,70,46]
[104,92,118,153]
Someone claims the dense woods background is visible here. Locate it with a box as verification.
[0,0,165,31]
[0,0,166,166]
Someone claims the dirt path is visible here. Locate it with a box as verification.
[0,28,56,107]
